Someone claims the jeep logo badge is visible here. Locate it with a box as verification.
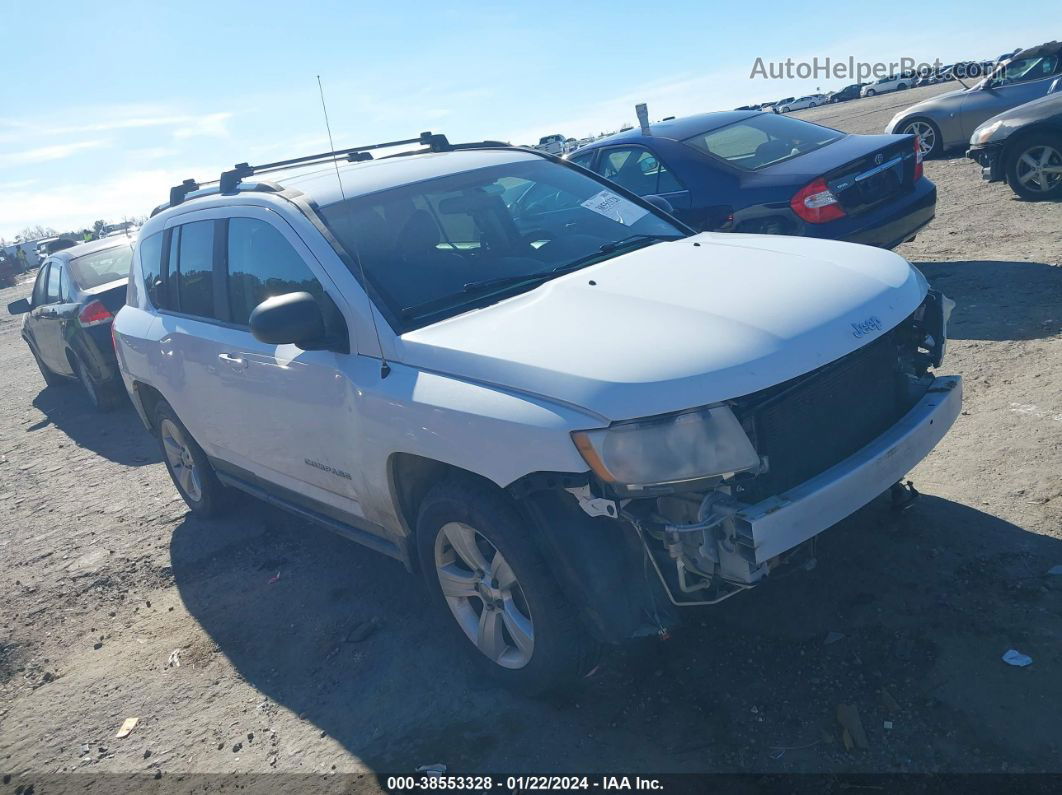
[851,316,884,338]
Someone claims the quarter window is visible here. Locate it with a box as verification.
[138,232,164,307]
[226,218,328,326]
[45,263,61,303]
[174,220,215,318]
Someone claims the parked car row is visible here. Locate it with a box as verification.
[7,122,961,693]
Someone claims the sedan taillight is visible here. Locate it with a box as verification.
[913,135,924,181]
[79,300,113,327]
[790,177,846,223]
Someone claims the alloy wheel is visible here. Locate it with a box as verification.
[905,121,936,157]
[160,418,203,502]
[434,521,534,669]
[1015,145,1062,193]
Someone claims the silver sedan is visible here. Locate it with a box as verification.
[885,42,1062,158]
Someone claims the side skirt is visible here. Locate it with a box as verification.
[211,460,408,565]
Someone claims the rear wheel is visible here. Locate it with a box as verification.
[897,83,908,90]
[155,401,229,517]
[416,476,597,694]
[901,118,942,159]
[1006,134,1062,200]
[809,101,818,108]
[74,355,122,411]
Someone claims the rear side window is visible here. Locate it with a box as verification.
[174,220,215,318]
[138,233,164,307]
[596,147,682,196]
[31,264,49,306]
[226,218,327,325]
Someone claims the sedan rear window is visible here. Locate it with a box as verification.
[68,245,133,289]
[683,114,843,171]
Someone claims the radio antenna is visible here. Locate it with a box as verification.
[316,74,390,378]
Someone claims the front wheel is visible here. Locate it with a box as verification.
[809,102,817,108]
[416,476,597,694]
[902,118,942,159]
[1006,134,1062,200]
[865,88,877,96]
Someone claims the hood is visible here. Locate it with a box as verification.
[886,89,968,130]
[396,234,927,422]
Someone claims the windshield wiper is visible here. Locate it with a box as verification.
[401,234,681,320]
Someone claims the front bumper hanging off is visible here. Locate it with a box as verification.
[732,375,962,565]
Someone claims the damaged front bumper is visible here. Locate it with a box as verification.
[732,375,961,564]
[966,143,1005,182]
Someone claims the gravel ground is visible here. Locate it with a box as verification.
[1,83,1061,789]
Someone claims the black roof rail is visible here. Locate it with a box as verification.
[154,132,514,216]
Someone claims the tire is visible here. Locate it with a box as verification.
[809,102,817,108]
[30,345,65,387]
[897,83,908,90]
[830,96,838,104]
[415,475,598,694]
[1005,133,1062,200]
[154,400,230,517]
[780,106,790,113]
[901,117,943,159]
[865,88,877,96]
[74,355,122,412]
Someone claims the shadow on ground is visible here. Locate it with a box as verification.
[917,260,1062,342]
[29,385,159,467]
[170,492,1062,775]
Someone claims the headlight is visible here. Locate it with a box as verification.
[972,120,1003,145]
[571,405,760,496]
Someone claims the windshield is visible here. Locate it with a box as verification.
[682,114,843,171]
[68,245,132,289]
[317,158,685,330]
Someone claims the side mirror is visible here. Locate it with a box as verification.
[7,298,30,315]
[249,292,325,346]
[644,195,675,215]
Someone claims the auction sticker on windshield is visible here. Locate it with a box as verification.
[580,190,649,225]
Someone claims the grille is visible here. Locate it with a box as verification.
[733,334,902,504]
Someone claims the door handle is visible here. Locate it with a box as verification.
[218,353,247,369]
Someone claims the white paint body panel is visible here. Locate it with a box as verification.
[115,173,948,551]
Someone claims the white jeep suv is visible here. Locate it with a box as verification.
[114,133,961,693]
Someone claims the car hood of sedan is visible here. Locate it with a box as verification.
[396,233,927,422]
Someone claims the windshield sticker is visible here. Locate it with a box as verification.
[580,190,649,225]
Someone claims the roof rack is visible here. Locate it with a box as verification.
[155,131,514,217]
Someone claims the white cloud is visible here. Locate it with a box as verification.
[0,140,108,168]
[172,112,233,140]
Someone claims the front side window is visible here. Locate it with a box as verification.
[226,218,329,326]
[68,245,132,290]
[174,220,215,318]
[989,55,1060,87]
[684,114,843,171]
[31,264,50,306]
[317,157,684,330]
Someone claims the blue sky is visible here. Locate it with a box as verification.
[0,0,1053,239]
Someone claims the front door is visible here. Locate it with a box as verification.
[209,210,365,521]
[28,261,71,375]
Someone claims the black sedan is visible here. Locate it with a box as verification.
[828,83,866,103]
[567,111,935,248]
[7,238,132,410]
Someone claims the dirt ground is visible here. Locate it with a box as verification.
[1,83,1061,789]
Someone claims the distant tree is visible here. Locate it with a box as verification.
[18,224,57,242]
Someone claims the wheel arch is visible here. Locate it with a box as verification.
[1001,123,1062,166]
[130,380,166,431]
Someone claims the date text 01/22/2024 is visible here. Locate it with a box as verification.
[385,775,664,791]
